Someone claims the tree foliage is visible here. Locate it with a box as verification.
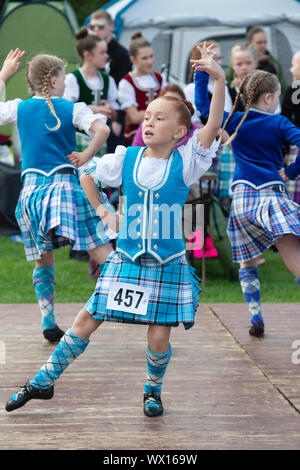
[68,0,108,25]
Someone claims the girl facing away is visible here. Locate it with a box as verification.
[118,31,167,146]
[5,44,225,416]
[0,49,114,343]
[195,61,300,338]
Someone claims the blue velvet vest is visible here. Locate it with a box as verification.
[117,146,190,264]
[18,97,76,176]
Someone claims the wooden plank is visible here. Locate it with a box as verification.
[1,303,300,450]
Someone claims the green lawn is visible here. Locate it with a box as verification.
[0,235,299,303]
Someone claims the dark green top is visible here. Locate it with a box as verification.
[71,69,109,105]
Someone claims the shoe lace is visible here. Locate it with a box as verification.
[15,383,29,399]
[145,393,161,405]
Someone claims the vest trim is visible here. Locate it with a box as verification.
[21,164,76,178]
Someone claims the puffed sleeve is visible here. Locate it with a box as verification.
[63,73,80,102]
[0,97,22,125]
[91,145,127,188]
[73,102,107,136]
[177,128,218,186]
[118,78,137,109]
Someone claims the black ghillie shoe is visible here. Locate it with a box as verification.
[43,325,65,343]
[5,381,54,412]
[249,322,264,338]
[143,392,164,417]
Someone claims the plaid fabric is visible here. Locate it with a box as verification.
[217,145,236,199]
[76,131,107,158]
[228,183,300,263]
[16,171,112,261]
[285,145,300,205]
[85,251,201,330]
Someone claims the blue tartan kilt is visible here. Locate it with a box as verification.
[15,171,114,261]
[285,145,300,205]
[228,183,300,263]
[85,251,201,330]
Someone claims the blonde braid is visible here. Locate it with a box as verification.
[41,67,61,132]
[26,55,65,132]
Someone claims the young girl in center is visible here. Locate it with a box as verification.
[0,49,113,343]
[5,44,225,417]
[195,55,300,338]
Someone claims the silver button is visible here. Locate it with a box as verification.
[153,232,158,238]
[138,206,142,211]
[155,193,160,199]
[154,206,159,212]
[137,232,141,238]
[138,243,142,249]
[139,192,143,198]
[137,218,142,224]
[153,219,158,225]
[154,244,158,250]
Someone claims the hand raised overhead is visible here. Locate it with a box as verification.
[190,42,225,81]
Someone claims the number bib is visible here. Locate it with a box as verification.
[106,282,151,316]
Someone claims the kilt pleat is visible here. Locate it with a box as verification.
[85,251,201,329]
[16,171,113,261]
[285,145,300,205]
[228,183,300,263]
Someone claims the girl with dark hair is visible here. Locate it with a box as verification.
[118,32,167,146]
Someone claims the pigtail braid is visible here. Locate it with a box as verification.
[219,71,268,146]
[41,67,61,132]
[217,76,247,145]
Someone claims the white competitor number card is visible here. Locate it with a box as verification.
[106,282,151,316]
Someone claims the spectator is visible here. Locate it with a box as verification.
[118,32,167,146]
[226,26,287,96]
[87,10,132,85]
[281,50,300,204]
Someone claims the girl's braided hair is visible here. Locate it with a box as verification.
[218,70,279,145]
[26,54,65,132]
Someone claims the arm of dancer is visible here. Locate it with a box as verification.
[190,43,225,149]
[0,48,25,124]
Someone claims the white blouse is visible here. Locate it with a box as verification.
[118,73,168,110]
[63,70,120,110]
[0,95,107,134]
[92,129,218,188]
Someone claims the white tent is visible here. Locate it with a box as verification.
[99,0,300,86]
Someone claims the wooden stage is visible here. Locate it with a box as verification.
[1,302,300,450]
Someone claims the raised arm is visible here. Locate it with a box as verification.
[190,43,225,148]
[0,48,25,124]
[0,48,25,85]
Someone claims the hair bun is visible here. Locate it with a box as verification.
[182,99,195,117]
[131,31,143,41]
[75,27,89,40]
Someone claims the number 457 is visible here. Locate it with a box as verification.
[114,288,144,309]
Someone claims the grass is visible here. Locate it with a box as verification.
[0,235,299,303]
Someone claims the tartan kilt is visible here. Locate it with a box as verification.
[217,144,236,199]
[228,183,300,263]
[284,145,300,205]
[16,171,113,261]
[85,251,201,330]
